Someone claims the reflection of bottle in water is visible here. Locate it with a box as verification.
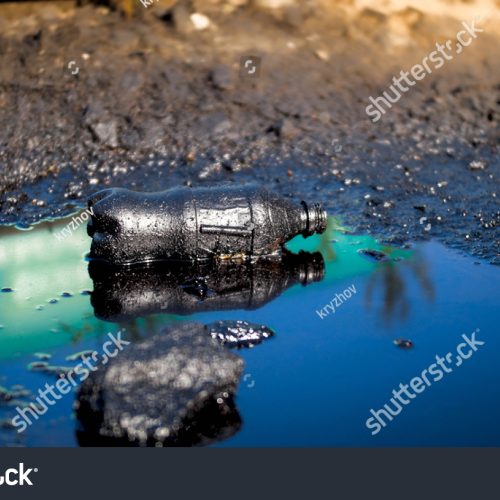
[88,184,327,265]
[89,249,325,322]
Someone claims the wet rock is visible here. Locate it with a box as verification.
[89,121,119,149]
[207,320,274,348]
[274,119,300,140]
[75,322,244,446]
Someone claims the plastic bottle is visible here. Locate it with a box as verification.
[87,184,327,265]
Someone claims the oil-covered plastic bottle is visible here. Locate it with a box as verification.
[87,184,327,265]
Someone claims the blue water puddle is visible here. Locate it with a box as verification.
[0,216,498,446]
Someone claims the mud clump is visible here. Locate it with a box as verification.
[75,322,244,446]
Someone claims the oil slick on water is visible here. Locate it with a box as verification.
[0,213,499,446]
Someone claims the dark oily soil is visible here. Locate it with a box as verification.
[0,1,498,262]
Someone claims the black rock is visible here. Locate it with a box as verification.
[75,323,243,447]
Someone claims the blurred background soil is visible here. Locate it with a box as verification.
[0,0,498,261]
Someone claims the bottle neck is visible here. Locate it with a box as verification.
[299,201,328,236]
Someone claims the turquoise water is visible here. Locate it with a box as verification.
[0,215,498,446]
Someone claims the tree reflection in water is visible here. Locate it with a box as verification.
[365,246,435,325]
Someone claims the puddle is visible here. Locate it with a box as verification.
[0,215,498,446]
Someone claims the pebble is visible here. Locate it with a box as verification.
[275,119,300,140]
[190,13,210,30]
[89,121,119,149]
[468,160,486,171]
[394,339,413,349]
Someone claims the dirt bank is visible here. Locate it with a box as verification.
[0,0,498,262]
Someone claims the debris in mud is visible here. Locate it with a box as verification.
[87,184,327,265]
[393,339,413,349]
[1,288,14,293]
[357,248,389,262]
[207,320,274,348]
[75,322,244,446]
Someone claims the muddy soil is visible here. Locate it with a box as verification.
[0,1,498,262]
